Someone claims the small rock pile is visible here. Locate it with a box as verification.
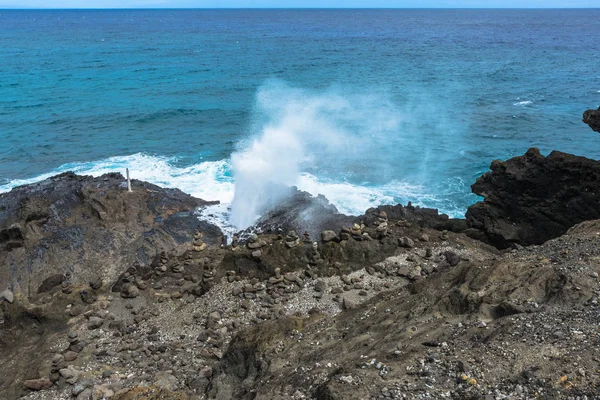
[285,230,301,248]
[193,231,207,252]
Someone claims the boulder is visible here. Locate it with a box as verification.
[88,316,104,330]
[59,367,80,384]
[398,237,415,248]
[583,107,600,133]
[342,296,358,310]
[0,288,14,303]
[321,230,337,242]
[76,388,92,400]
[153,372,178,391]
[23,378,53,391]
[121,284,140,299]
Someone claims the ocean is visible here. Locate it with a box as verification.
[1,9,599,231]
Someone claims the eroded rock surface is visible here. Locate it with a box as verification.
[466,148,600,248]
[251,186,355,240]
[0,171,220,300]
[209,220,600,399]
[583,106,600,133]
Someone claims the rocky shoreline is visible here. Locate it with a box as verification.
[1,113,600,400]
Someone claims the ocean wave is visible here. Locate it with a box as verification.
[0,153,467,236]
[0,154,234,205]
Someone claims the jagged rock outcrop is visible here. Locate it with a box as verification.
[0,171,220,300]
[583,106,600,132]
[466,147,600,248]
[362,203,467,232]
[252,187,467,242]
[252,186,355,240]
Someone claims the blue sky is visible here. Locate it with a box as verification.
[1,0,598,8]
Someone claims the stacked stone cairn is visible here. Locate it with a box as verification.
[61,271,73,294]
[285,230,300,248]
[154,251,168,276]
[68,330,84,353]
[202,261,216,287]
[374,210,389,238]
[193,231,207,252]
[120,266,141,299]
[308,241,322,265]
[49,354,65,383]
[247,233,266,258]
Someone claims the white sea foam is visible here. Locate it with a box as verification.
[0,153,234,205]
[196,202,239,242]
[297,173,395,215]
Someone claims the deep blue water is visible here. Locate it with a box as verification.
[1,9,599,227]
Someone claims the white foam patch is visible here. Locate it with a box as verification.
[297,173,448,216]
[296,173,393,215]
[513,100,532,106]
[196,202,239,241]
[1,153,464,241]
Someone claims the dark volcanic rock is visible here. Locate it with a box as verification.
[362,203,467,232]
[0,172,220,300]
[583,107,600,133]
[252,187,466,241]
[466,148,600,248]
[252,186,355,240]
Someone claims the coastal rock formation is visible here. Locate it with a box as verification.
[363,203,467,233]
[3,164,600,399]
[466,148,600,248]
[0,172,476,399]
[583,106,600,132]
[252,187,467,242]
[209,219,600,399]
[0,171,220,300]
[252,186,355,240]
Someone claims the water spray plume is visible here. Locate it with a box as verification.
[229,81,400,229]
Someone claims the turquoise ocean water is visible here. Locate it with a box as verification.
[1,9,599,229]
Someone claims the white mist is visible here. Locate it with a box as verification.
[229,81,400,229]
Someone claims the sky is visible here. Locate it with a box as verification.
[1,0,598,8]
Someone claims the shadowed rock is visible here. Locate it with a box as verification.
[251,186,466,241]
[466,148,600,248]
[251,186,355,240]
[583,107,600,133]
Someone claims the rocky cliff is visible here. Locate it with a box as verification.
[465,148,600,249]
[3,141,600,399]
